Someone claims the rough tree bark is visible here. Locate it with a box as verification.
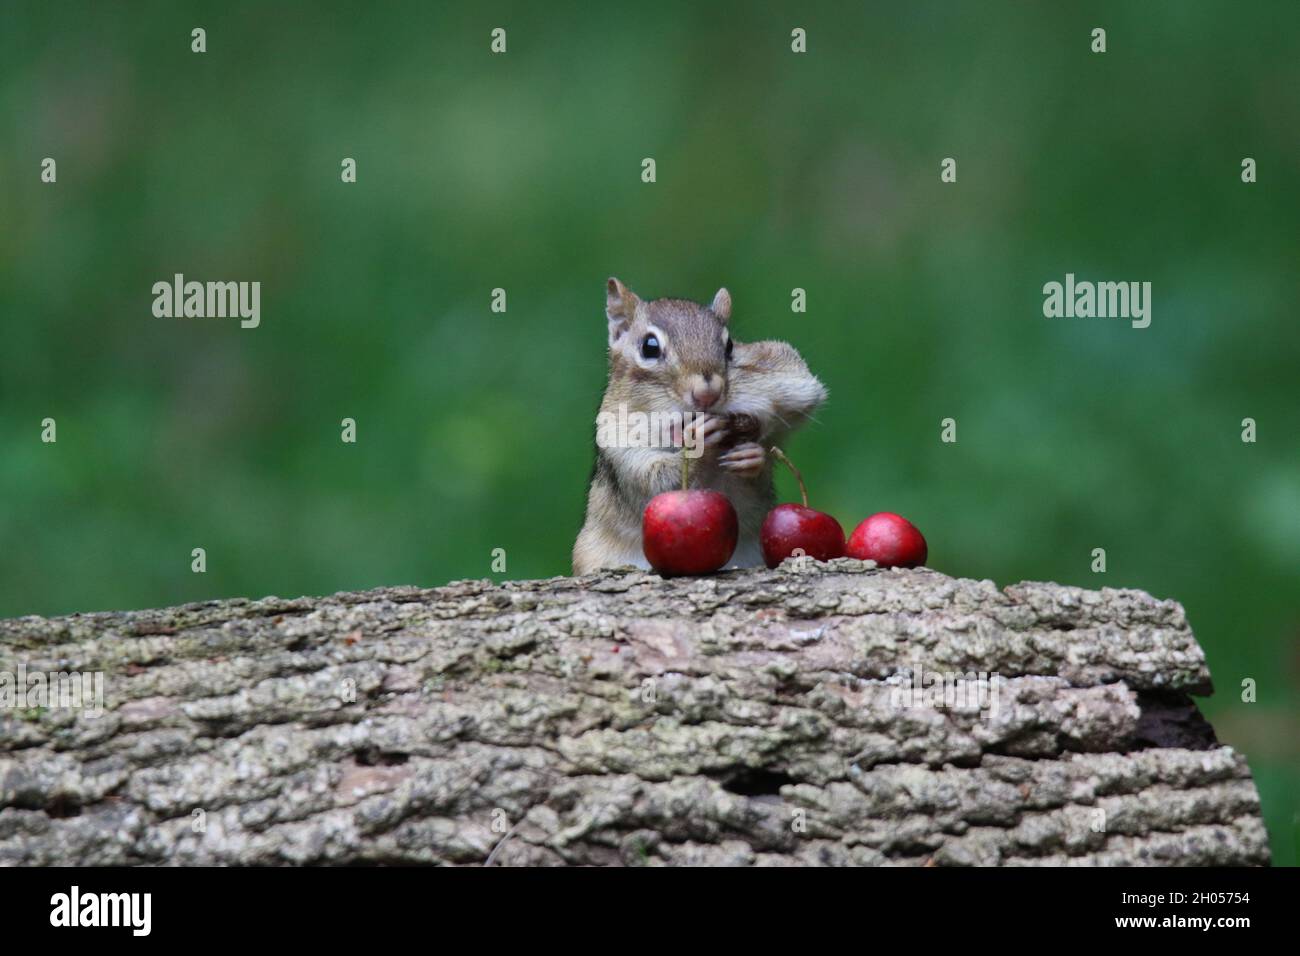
[0,561,1269,866]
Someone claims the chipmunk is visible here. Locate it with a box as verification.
[573,277,827,573]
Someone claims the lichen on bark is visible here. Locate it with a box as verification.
[0,561,1269,866]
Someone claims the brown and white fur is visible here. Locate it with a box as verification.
[573,277,826,574]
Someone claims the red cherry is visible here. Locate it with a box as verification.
[846,513,927,568]
[761,504,846,568]
[760,446,846,568]
[643,490,738,575]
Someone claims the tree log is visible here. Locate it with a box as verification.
[0,562,1269,866]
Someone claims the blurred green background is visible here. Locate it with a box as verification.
[1,1,1296,863]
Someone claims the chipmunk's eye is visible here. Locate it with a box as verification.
[724,337,734,361]
[640,334,662,360]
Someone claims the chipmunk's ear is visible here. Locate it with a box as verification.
[606,277,639,344]
[709,287,731,324]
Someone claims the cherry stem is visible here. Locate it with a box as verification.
[769,446,808,508]
[681,443,689,491]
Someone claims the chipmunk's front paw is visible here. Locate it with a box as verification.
[681,413,729,451]
[718,441,765,477]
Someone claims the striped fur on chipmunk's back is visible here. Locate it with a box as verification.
[573,277,827,574]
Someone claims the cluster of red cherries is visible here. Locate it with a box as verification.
[643,446,927,575]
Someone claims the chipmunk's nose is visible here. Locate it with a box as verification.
[688,374,722,410]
